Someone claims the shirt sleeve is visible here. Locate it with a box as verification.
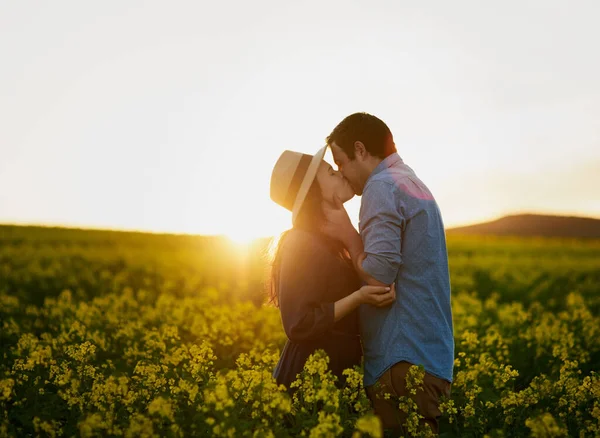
[278,232,336,342]
[359,179,404,284]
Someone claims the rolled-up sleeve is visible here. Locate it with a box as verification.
[359,179,404,284]
[278,233,335,342]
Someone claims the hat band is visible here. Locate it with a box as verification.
[283,154,312,210]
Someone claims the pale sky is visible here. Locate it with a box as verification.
[1,1,599,241]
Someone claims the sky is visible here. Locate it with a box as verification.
[1,0,599,241]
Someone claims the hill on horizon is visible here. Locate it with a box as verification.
[2,213,600,240]
[446,214,600,239]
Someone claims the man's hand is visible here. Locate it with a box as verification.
[321,193,354,244]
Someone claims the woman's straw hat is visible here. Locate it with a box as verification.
[270,145,327,224]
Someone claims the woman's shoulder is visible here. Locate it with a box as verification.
[281,228,321,250]
[278,229,358,284]
[280,229,332,260]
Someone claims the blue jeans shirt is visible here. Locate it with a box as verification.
[358,152,454,386]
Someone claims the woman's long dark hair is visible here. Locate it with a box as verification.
[266,180,352,307]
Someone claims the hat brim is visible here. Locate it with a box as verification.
[291,145,328,225]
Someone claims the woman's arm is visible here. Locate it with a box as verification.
[333,283,396,321]
[278,231,394,342]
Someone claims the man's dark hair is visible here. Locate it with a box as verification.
[325,112,396,160]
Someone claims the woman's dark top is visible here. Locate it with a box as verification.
[272,228,363,390]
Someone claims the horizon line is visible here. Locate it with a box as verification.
[2,210,599,239]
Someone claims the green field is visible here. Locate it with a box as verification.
[1,225,599,437]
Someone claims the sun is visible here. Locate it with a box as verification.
[225,230,258,245]
[219,204,290,247]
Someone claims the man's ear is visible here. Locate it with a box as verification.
[354,141,367,160]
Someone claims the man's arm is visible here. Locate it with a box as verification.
[343,228,388,286]
[321,180,403,286]
[347,179,404,286]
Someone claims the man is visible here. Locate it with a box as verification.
[321,112,454,435]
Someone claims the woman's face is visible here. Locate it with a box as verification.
[315,160,355,205]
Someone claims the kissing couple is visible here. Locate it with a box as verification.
[268,112,454,436]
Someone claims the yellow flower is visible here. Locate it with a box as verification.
[0,379,15,401]
[525,413,568,437]
[147,396,175,423]
[353,414,382,438]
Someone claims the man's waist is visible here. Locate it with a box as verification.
[363,353,454,386]
[360,326,453,357]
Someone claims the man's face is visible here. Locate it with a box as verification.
[330,142,366,196]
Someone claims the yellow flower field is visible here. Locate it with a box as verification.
[1,226,599,437]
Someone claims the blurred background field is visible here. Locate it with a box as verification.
[1,224,599,437]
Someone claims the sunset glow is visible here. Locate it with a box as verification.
[0,2,598,236]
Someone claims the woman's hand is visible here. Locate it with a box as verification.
[357,283,396,307]
[334,283,396,322]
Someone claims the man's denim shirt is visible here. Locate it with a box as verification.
[358,152,454,386]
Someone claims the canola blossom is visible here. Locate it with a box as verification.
[1,226,599,437]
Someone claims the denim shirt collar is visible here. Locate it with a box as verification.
[366,152,403,184]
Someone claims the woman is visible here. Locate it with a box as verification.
[268,146,396,391]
